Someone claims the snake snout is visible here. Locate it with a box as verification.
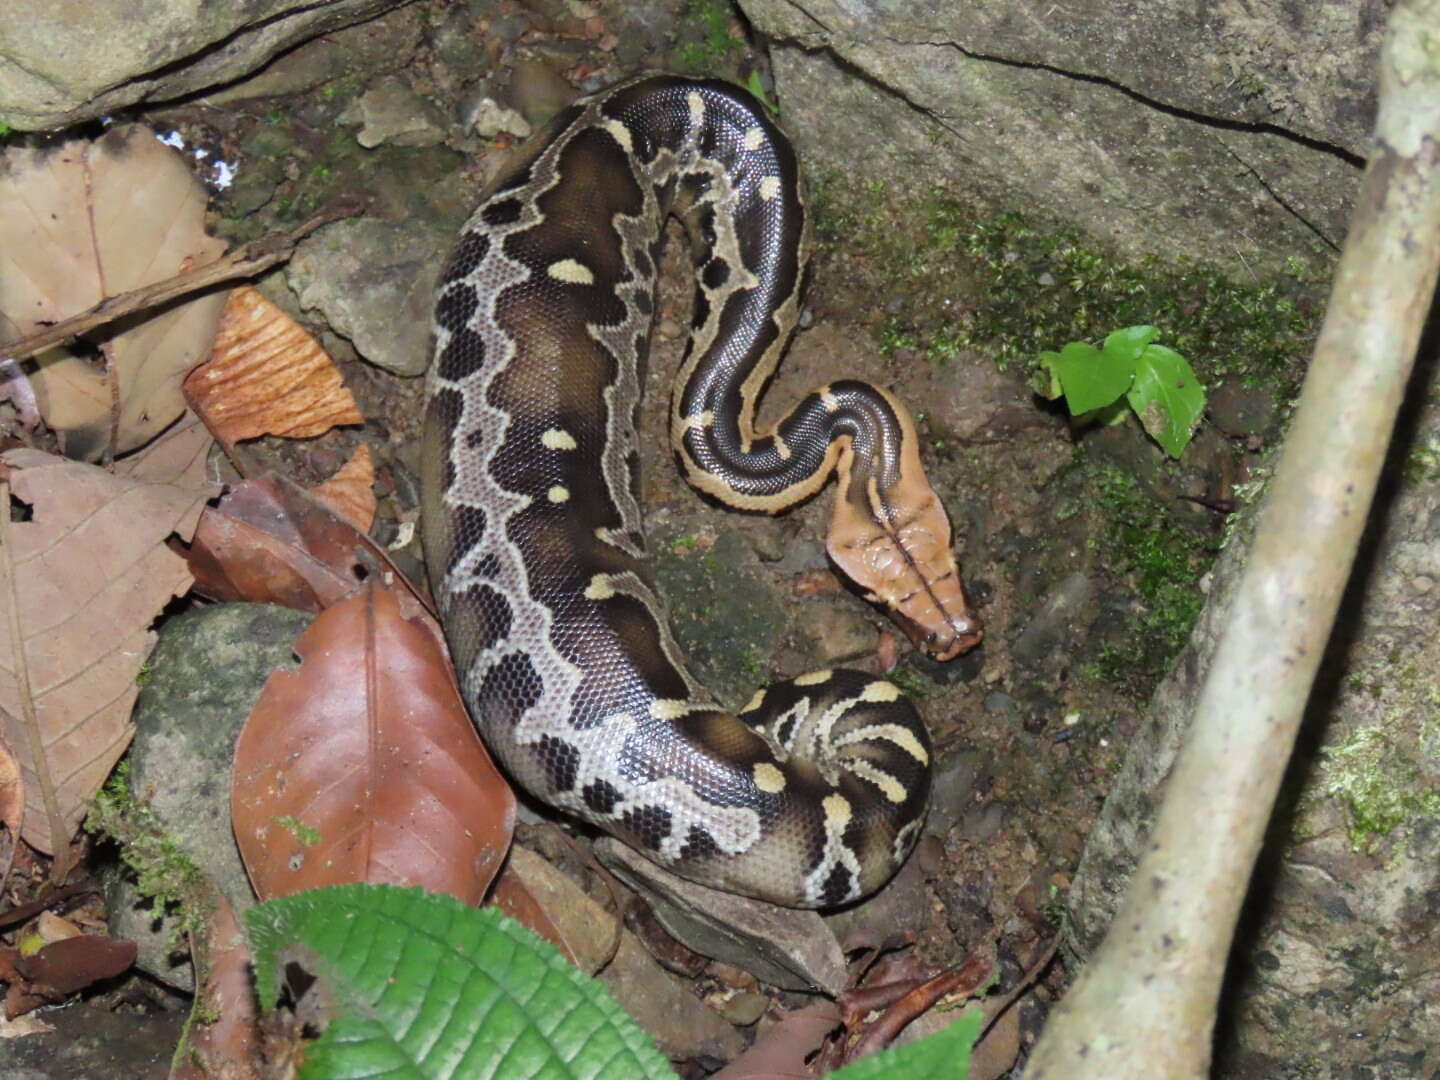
[896,605,983,663]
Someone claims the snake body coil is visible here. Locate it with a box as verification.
[422,76,979,907]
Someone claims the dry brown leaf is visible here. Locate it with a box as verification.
[183,285,362,446]
[114,411,215,488]
[171,891,262,1080]
[186,472,414,613]
[231,583,514,904]
[15,934,137,996]
[0,1011,54,1038]
[0,738,20,841]
[0,127,228,460]
[0,736,20,894]
[0,448,214,856]
[308,444,376,534]
[708,1002,842,1080]
[488,860,583,968]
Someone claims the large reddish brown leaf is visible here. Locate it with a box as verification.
[0,448,213,857]
[186,472,407,613]
[231,583,513,903]
[0,127,228,460]
[183,285,363,447]
[15,934,137,996]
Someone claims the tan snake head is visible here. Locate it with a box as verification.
[826,401,983,664]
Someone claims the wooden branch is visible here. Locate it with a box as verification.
[1026,2,1440,1075]
[0,195,365,363]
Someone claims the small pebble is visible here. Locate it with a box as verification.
[717,991,770,1027]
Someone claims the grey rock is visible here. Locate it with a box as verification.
[925,750,985,835]
[798,602,875,666]
[1010,569,1095,668]
[823,853,931,946]
[107,603,312,989]
[1207,380,1282,438]
[289,218,452,376]
[738,0,1367,276]
[652,528,787,710]
[769,539,828,575]
[717,991,770,1026]
[508,56,579,129]
[341,75,449,148]
[0,0,405,130]
[983,692,1017,718]
[596,838,849,994]
[204,4,425,107]
[467,96,533,139]
[505,846,745,1062]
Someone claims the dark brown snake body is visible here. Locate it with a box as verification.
[422,75,979,907]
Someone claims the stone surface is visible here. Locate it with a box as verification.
[106,603,313,989]
[341,74,449,148]
[595,838,849,994]
[738,0,1368,276]
[288,217,454,376]
[651,528,787,710]
[0,0,406,130]
[1009,569,1096,671]
[504,845,746,1063]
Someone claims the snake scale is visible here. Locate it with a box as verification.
[422,75,981,907]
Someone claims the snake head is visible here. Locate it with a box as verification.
[827,474,983,664]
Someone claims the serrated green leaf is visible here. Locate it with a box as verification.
[827,1008,982,1079]
[1126,343,1206,458]
[1100,325,1159,368]
[1042,340,1134,415]
[246,884,676,1080]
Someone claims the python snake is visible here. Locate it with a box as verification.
[422,75,980,907]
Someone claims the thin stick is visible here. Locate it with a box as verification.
[0,196,365,364]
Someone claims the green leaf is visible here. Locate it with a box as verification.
[827,1008,982,1079]
[1034,352,1065,399]
[1041,340,1134,415]
[744,71,779,115]
[1100,324,1159,368]
[246,884,675,1080]
[1126,343,1206,458]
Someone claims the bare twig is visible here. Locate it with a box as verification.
[0,196,365,364]
[1027,2,1440,1075]
[846,950,992,1062]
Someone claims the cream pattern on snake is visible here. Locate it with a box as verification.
[422,75,981,907]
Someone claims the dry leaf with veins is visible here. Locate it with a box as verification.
[0,448,214,857]
[183,285,362,448]
[308,443,376,534]
[0,126,227,460]
[231,583,514,904]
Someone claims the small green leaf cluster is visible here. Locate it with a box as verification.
[85,761,214,941]
[1037,325,1206,458]
[246,883,980,1079]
